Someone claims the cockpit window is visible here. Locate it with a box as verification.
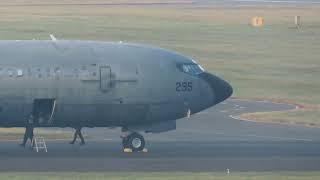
[178,63,204,75]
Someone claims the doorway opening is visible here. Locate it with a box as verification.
[32,98,56,125]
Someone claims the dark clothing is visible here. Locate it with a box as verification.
[70,127,85,145]
[21,122,34,147]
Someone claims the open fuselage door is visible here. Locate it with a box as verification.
[32,98,56,126]
[100,66,111,92]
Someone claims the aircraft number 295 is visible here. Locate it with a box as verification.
[176,82,192,92]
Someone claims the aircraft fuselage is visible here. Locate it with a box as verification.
[0,40,232,133]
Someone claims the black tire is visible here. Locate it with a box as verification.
[127,133,145,152]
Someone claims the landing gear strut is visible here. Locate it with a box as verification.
[121,131,145,152]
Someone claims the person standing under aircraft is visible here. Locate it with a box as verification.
[20,114,35,147]
[70,125,85,145]
[38,112,45,124]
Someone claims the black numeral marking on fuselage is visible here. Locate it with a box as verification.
[176,82,192,92]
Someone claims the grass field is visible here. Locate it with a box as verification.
[0,172,320,180]
[0,1,319,126]
[0,128,72,140]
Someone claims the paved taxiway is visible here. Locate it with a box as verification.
[0,99,319,171]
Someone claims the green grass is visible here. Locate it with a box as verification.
[0,128,72,140]
[0,3,319,125]
[0,172,320,180]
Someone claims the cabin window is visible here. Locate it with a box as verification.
[35,67,42,78]
[54,67,60,73]
[53,67,61,80]
[17,69,23,77]
[54,67,61,75]
[90,64,98,78]
[8,69,13,77]
[178,63,204,75]
[80,64,99,81]
[80,66,89,80]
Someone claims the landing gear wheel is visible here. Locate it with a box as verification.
[126,133,145,152]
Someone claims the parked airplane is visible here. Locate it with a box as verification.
[0,40,232,151]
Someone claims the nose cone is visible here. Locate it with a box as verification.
[214,77,233,104]
[199,72,233,105]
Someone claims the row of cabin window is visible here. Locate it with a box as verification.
[0,67,98,79]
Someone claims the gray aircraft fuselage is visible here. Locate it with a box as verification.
[0,40,232,133]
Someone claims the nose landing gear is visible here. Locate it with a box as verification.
[121,131,146,152]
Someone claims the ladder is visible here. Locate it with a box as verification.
[32,137,48,152]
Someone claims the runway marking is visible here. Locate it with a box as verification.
[220,110,229,113]
[104,138,112,141]
[0,139,20,142]
[197,112,210,115]
[212,128,313,142]
[233,0,320,4]
[230,99,298,110]
[228,115,313,141]
[211,132,226,135]
[236,133,312,141]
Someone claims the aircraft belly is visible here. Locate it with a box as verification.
[148,101,187,122]
[0,99,30,127]
[53,103,150,127]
